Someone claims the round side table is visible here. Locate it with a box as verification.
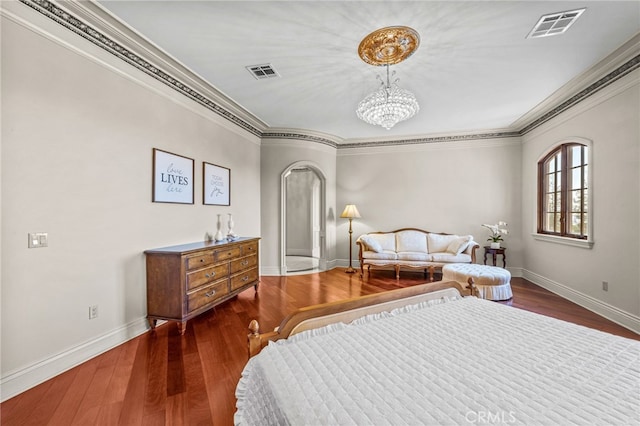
[483,246,506,268]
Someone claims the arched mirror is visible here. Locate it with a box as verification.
[281,162,327,275]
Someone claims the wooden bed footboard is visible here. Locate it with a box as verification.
[247,279,476,358]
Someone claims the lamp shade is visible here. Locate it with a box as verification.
[340,204,361,219]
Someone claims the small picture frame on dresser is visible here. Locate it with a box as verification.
[152,148,194,204]
[203,162,231,206]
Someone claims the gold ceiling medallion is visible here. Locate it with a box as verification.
[358,26,420,66]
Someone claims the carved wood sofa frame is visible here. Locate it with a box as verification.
[356,228,479,280]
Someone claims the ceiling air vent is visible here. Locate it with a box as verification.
[246,64,280,80]
[526,8,586,39]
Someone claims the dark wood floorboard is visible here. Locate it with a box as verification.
[2,269,638,425]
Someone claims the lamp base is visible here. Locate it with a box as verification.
[345,267,357,274]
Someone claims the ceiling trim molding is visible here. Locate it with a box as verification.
[261,132,339,149]
[15,0,639,149]
[519,53,639,135]
[339,131,521,149]
[18,0,264,138]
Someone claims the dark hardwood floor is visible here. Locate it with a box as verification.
[2,269,638,425]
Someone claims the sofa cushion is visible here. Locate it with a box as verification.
[368,233,396,251]
[427,233,459,253]
[359,235,383,253]
[396,230,428,253]
[430,252,472,263]
[446,235,472,255]
[397,251,429,261]
[363,250,398,260]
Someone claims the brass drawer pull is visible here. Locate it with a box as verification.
[242,276,249,282]
[199,259,204,262]
[205,272,216,278]
[241,260,249,266]
[205,290,217,298]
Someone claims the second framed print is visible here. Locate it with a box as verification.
[203,162,230,206]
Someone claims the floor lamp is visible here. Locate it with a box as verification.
[340,204,361,273]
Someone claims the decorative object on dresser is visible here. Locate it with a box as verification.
[356,228,479,280]
[340,204,361,273]
[227,213,238,240]
[214,214,225,242]
[145,237,259,335]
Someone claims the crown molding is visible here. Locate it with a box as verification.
[262,128,342,149]
[340,130,521,149]
[513,32,640,134]
[11,0,640,149]
[16,0,267,137]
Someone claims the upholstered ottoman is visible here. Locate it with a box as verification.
[442,264,512,301]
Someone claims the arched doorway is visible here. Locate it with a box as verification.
[281,162,327,275]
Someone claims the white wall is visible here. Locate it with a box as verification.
[261,139,337,274]
[521,69,640,328]
[1,10,260,399]
[336,138,523,269]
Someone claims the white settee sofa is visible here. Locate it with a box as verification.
[356,228,479,279]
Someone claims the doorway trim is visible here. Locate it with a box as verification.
[280,161,327,275]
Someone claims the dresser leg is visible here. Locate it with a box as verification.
[148,318,157,331]
[178,321,187,335]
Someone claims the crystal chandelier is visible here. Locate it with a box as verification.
[356,26,420,130]
[356,64,419,130]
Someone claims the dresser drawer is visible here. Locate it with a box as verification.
[187,279,229,313]
[214,246,242,262]
[230,267,259,291]
[186,263,229,291]
[230,254,258,274]
[186,252,215,270]
[241,241,259,257]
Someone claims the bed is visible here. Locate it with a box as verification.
[235,281,640,425]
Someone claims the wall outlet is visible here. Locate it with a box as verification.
[89,305,98,319]
[28,232,48,248]
[602,281,608,292]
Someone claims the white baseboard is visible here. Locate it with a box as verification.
[0,317,150,402]
[522,269,640,334]
[285,249,312,256]
[260,266,282,276]
[261,259,345,276]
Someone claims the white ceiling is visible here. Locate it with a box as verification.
[97,1,640,141]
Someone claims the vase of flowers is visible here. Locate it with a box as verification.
[482,221,508,248]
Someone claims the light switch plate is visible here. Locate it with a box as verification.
[28,233,48,248]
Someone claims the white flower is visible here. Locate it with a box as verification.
[482,221,508,242]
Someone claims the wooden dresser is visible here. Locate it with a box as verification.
[145,237,260,334]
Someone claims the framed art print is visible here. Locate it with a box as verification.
[203,162,230,206]
[152,148,194,204]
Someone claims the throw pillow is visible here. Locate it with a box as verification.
[446,236,472,255]
[360,235,383,253]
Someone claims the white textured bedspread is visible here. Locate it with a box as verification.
[235,296,640,425]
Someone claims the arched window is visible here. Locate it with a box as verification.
[537,143,588,239]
